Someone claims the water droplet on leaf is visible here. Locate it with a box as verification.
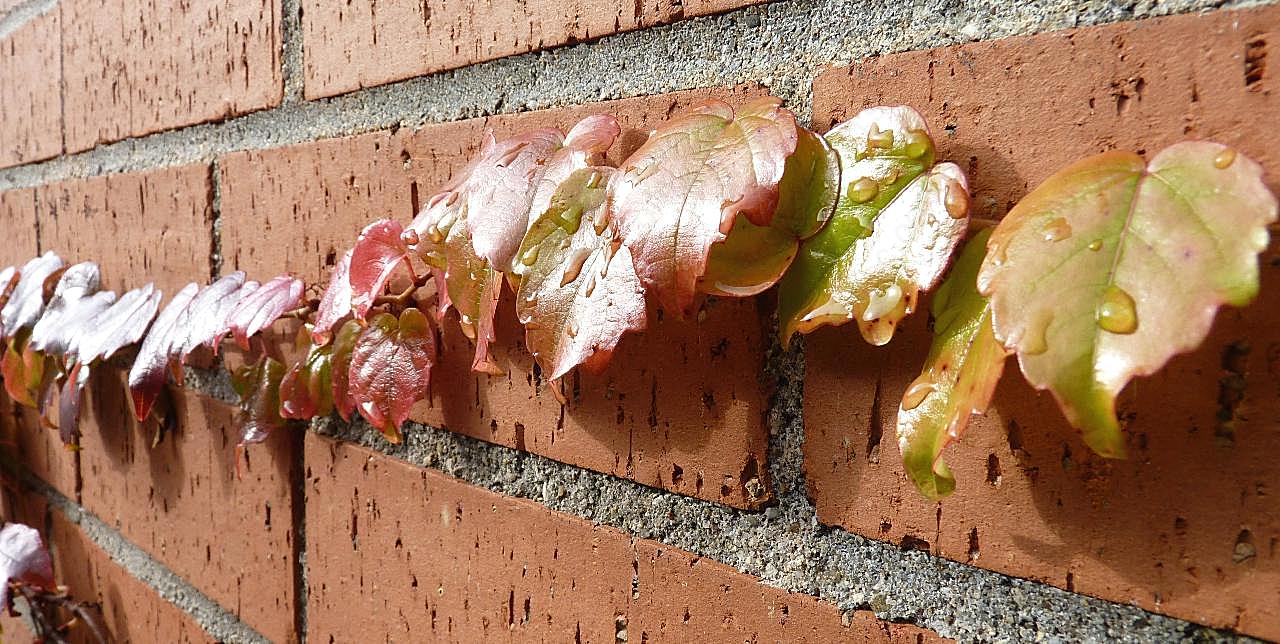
[400,229,419,246]
[867,124,894,150]
[1042,217,1072,242]
[901,377,936,411]
[848,178,879,203]
[560,248,591,286]
[903,129,932,159]
[1022,310,1053,355]
[585,171,602,189]
[567,320,579,338]
[943,184,968,219]
[862,284,903,321]
[1088,239,1103,251]
[1097,285,1138,334]
[519,245,541,266]
[1214,148,1237,169]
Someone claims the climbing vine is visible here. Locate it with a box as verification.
[0,96,1274,507]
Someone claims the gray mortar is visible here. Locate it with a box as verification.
[18,475,269,643]
[280,0,305,103]
[0,0,55,41]
[1,0,1275,191]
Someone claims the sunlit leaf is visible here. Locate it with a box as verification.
[176,272,253,361]
[312,249,353,345]
[30,262,112,356]
[349,220,413,320]
[0,522,54,609]
[0,266,20,314]
[612,97,799,315]
[348,308,434,443]
[1,252,65,339]
[232,355,286,446]
[896,229,1007,499]
[701,127,839,296]
[226,274,304,350]
[512,167,646,380]
[328,319,363,422]
[778,106,970,346]
[58,361,91,444]
[279,327,334,420]
[977,142,1278,457]
[525,115,622,239]
[74,284,162,364]
[127,283,199,421]
[2,332,47,408]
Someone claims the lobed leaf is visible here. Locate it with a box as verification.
[176,273,254,361]
[2,332,48,408]
[312,249,354,345]
[328,319,363,421]
[349,220,413,320]
[778,106,970,346]
[127,283,199,421]
[348,308,435,443]
[895,229,1008,499]
[279,327,334,420]
[226,274,305,350]
[30,262,112,356]
[977,142,1278,457]
[1,252,65,339]
[612,97,799,315]
[512,167,647,381]
[0,522,55,609]
[74,284,162,364]
[232,355,286,446]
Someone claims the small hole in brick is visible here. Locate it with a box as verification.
[967,527,980,561]
[671,464,683,485]
[986,454,1001,485]
[1246,38,1267,89]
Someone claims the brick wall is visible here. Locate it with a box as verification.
[0,0,1276,641]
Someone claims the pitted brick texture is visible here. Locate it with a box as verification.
[806,7,1280,640]
[60,0,282,153]
[301,0,759,99]
[218,86,775,509]
[0,9,61,168]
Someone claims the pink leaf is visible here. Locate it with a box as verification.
[127,283,199,421]
[75,284,162,364]
[312,249,354,345]
[226,274,305,350]
[0,522,54,609]
[349,219,412,320]
[349,308,435,443]
[175,272,253,361]
[1,252,65,339]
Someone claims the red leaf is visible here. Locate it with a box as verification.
[460,129,566,268]
[1,252,65,339]
[328,319,363,421]
[279,328,334,420]
[226,274,304,350]
[232,355,286,446]
[127,283,199,421]
[58,362,91,444]
[0,522,55,609]
[176,272,254,361]
[348,308,434,443]
[349,220,412,320]
[312,249,354,345]
[75,284,162,364]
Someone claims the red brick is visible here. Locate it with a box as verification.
[304,434,634,642]
[0,395,78,500]
[0,188,39,266]
[305,434,945,642]
[77,370,298,643]
[36,164,213,295]
[219,87,775,508]
[0,10,62,168]
[301,0,760,99]
[60,0,282,153]
[806,7,1280,640]
[632,541,945,642]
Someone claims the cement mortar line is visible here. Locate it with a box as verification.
[280,0,305,104]
[0,0,56,41]
[14,472,271,644]
[1,0,1273,191]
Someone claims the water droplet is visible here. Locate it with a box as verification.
[882,167,900,185]
[1022,310,1052,355]
[861,283,903,321]
[436,211,456,233]
[567,320,579,338]
[426,225,444,244]
[1097,285,1138,334]
[904,129,932,159]
[519,245,541,266]
[1088,239,1103,252]
[1214,148,1237,169]
[943,184,968,219]
[848,178,879,203]
[1042,217,1072,242]
[400,229,420,246]
[867,123,894,150]
[585,171,602,189]
[560,248,591,286]
[901,377,936,411]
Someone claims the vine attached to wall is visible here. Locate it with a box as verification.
[0,97,1274,505]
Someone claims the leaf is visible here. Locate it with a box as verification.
[312,249,354,345]
[232,355,286,446]
[58,361,91,444]
[127,283,199,421]
[74,284,162,364]
[348,308,435,443]
[524,115,622,240]
[0,522,55,609]
[349,220,413,320]
[0,266,20,314]
[226,274,305,350]
[279,327,334,420]
[2,332,47,408]
[977,142,1278,457]
[176,272,253,361]
[1,252,65,339]
[612,97,799,315]
[778,106,970,346]
[30,262,113,356]
[328,319,363,421]
[512,167,647,380]
[895,229,1008,499]
[700,127,839,296]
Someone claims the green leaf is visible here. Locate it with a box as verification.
[511,167,647,381]
[328,319,363,422]
[279,326,334,420]
[977,142,1278,457]
[2,331,47,409]
[778,106,970,346]
[232,355,286,446]
[895,229,1007,499]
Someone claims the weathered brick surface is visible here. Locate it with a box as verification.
[219,86,775,508]
[60,0,282,153]
[77,372,298,643]
[35,164,214,294]
[806,7,1280,639]
[0,188,39,265]
[301,0,759,99]
[0,396,78,500]
[306,435,945,642]
[0,9,62,168]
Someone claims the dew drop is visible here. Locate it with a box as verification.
[400,229,420,246]
[519,245,541,266]
[1097,285,1138,334]
[861,284,903,321]
[1042,217,1072,242]
[903,129,932,159]
[901,377,936,411]
[560,248,592,286]
[867,124,894,150]
[943,184,968,219]
[1022,310,1053,355]
[1087,239,1103,252]
[426,226,444,244]
[848,178,879,203]
[1214,148,1237,169]
[437,211,457,233]
[567,320,579,338]
[585,170,602,189]
[882,167,900,185]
